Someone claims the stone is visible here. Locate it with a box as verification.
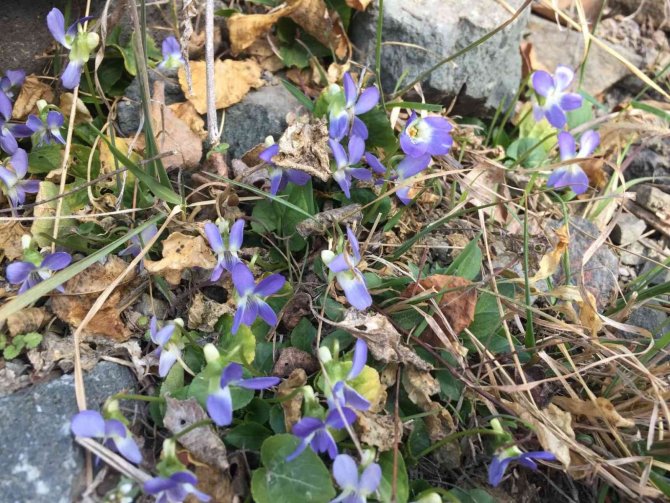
[221,83,303,159]
[0,362,136,503]
[526,16,644,97]
[116,68,185,136]
[634,185,670,220]
[610,0,670,31]
[640,251,670,286]
[349,0,529,115]
[620,241,645,266]
[612,213,647,245]
[624,305,669,340]
[549,217,619,310]
[624,136,670,186]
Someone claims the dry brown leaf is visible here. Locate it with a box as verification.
[0,221,28,260]
[402,367,460,467]
[27,332,100,376]
[402,275,477,346]
[273,114,331,181]
[577,290,603,337]
[531,224,569,282]
[59,93,92,124]
[505,400,575,468]
[144,232,216,285]
[7,307,48,337]
[193,464,235,503]
[245,38,285,72]
[51,256,136,341]
[151,81,203,170]
[277,368,307,432]
[187,292,233,332]
[331,310,432,371]
[164,397,230,472]
[11,75,54,120]
[289,0,349,59]
[582,158,608,190]
[458,160,509,223]
[355,411,400,451]
[296,204,362,237]
[168,101,207,140]
[552,396,635,428]
[99,135,142,188]
[345,0,372,11]
[272,347,319,377]
[178,59,263,114]
[227,0,303,55]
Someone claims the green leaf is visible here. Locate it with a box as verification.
[384,101,443,112]
[269,405,286,433]
[245,397,271,424]
[281,180,315,251]
[506,137,547,168]
[216,314,257,365]
[160,364,185,396]
[214,7,241,16]
[3,345,20,359]
[279,45,310,69]
[378,450,409,503]
[252,199,281,234]
[445,236,482,280]
[30,181,75,247]
[188,374,255,412]
[359,107,397,153]
[251,434,335,503]
[22,332,43,349]
[290,318,317,352]
[29,145,62,174]
[280,79,314,113]
[226,423,272,450]
[566,94,594,129]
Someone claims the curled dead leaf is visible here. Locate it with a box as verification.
[532,225,569,282]
[151,81,203,170]
[402,274,477,346]
[193,464,235,503]
[296,204,362,238]
[277,368,307,432]
[178,59,263,114]
[355,411,401,452]
[169,101,207,140]
[504,400,575,468]
[577,290,603,337]
[289,0,349,59]
[0,221,28,260]
[11,75,54,120]
[27,333,100,376]
[345,0,372,11]
[227,1,303,55]
[144,232,216,285]
[7,307,48,337]
[272,347,319,378]
[273,115,331,181]
[187,292,233,332]
[51,256,136,341]
[163,397,230,472]
[331,310,432,371]
[59,93,92,125]
[552,396,635,428]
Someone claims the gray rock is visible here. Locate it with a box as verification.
[349,0,529,115]
[0,362,136,503]
[640,252,670,286]
[624,305,669,340]
[550,217,619,310]
[620,241,645,266]
[624,136,670,186]
[116,68,185,136]
[221,83,303,159]
[612,213,647,245]
[526,15,644,97]
[634,185,670,218]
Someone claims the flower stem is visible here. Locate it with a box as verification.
[112,393,165,403]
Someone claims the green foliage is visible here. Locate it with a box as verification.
[226,423,272,450]
[2,332,43,360]
[378,451,410,503]
[445,236,482,280]
[251,435,336,503]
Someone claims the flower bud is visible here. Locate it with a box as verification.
[203,343,220,364]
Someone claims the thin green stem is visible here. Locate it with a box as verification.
[174,419,213,438]
[112,393,165,403]
[416,428,495,458]
[374,0,385,109]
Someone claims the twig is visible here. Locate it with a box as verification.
[204,0,218,147]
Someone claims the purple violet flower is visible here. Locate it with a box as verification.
[547,130,600,195]
[286,407,356,462]
[400,112,453,158]
[231,263,285,334]
[158,36,185,70]
[488,450,556,487]
[119,224,158,259]
[259,143,310,195]
[331,454,382,503]
[531,66,583,129]
[71,410,143,464]
[206,362,280,426]
[0,148,40,208]
[0,69,25,101]
[26,111,66,145]
[144,470,211,503]
[149,316,180,377]
[321,227,372,310]
[329,339,371,413]
[329,136,372,199]
[0,94,18,155]
[205,219,244,282]
[47,8,99,89]
[329,72,379,141]
[365,152,431,205]
[144,471,211,502]
[6,251,71,294]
